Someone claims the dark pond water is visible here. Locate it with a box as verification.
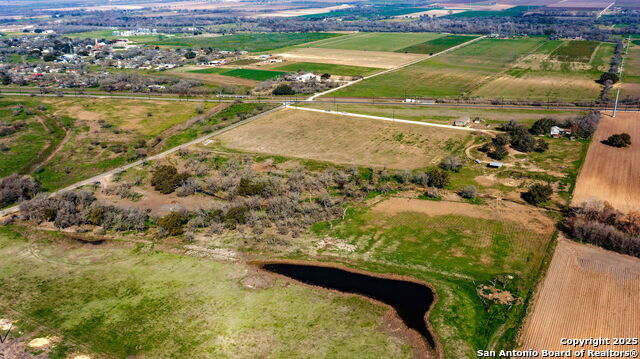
[261,263,435,347]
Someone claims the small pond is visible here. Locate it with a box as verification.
[261,263,436,347]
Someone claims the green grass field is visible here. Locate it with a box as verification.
[0,97,275,191]
[0,226,411,358]
[0,99,50,177]
[188,67,285,81]
[308,32,445,52]
[472,40,614,101]
[149,33,341,52]
[397,35,479,54]
[328,37,544,98]
[272,62,382,76]
[550,40,600,62]
[308,200,555,358]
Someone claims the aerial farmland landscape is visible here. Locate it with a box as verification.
[0,0,639,358]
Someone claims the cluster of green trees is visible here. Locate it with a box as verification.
[604,133,632,148]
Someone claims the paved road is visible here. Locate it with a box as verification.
[306,35,486,101]
[3,91,629,112]
[0,105,284,217]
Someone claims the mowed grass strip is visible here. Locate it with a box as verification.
[0,226,411,359]
[309,32,445,52]
[329,37,544,98]
[550,40,600,62]
[272,62,382,76]
[149,32,342,52]
[397,35,479,54]
[188,67,285,81]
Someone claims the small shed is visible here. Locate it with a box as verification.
[454,117,470,127]
[488,161,503,168]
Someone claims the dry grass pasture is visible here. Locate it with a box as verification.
[572,112,640,212]
[214,108,470,169]
[518,238,640,355]
[275,47,424,69]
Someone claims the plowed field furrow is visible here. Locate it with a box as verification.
[518,238,640,357]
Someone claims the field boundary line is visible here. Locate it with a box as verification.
[287,104,497,133]
[306,35,486,101]
[0,105,284,217]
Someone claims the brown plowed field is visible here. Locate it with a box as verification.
[518,237,640,356]
[572,112,640,212]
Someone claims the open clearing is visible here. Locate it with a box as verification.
[398,35,479,54]
[275,47,424,69]
[330,37,544,98]
[621,44,640,98]
[298,102,583,126]
[213,107,470,169]
[148,32,341,52]
[329,37,614,101]
[310,196,556,358]
[518,238,640,354]
[307,32,446,52]
[572,112,640,213]
[473,39,613,101]
[0,226,411,358]
[271,62,382,76]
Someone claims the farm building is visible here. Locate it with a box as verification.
[453,117,470,127]
[295,73,319,82]
[550,126,571,138]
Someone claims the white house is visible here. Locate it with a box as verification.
[295,73,319,82]
[454,117,470,127]
[550,126,571,138]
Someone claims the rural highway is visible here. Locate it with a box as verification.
[0,105,284,217]
[2,91,630,112]
[306,35,487,101]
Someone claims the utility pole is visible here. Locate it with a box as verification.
[612,88,620,118]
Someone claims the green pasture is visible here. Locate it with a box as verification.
[328,37,545,98]
[148,32,341,52]
[397,35,479,54]
[0,226,411,359]
[308,32,445,52]
[189,67,285,81]
[272,62,382,76]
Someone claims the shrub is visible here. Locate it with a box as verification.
[479,142,493,153]
[492,133,511,146]
[603,133,631,148]
[459,185,478,199]
[522,183,553,205]
[157,212,189,236]
[0,174,41,208]
[510,131,536,152]
[534,138,549,153]
[150,165,190,194]
[530,118,557,135]
[598,72,619,85]
[272,84,295,96]
[490,145,508,160]
[237,177,267,196]
[426,168,450,188]
[440,155,463,172]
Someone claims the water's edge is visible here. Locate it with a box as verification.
[254,260,441,359]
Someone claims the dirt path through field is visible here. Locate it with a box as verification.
[572,112,640,212]
[518,237,640,356]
